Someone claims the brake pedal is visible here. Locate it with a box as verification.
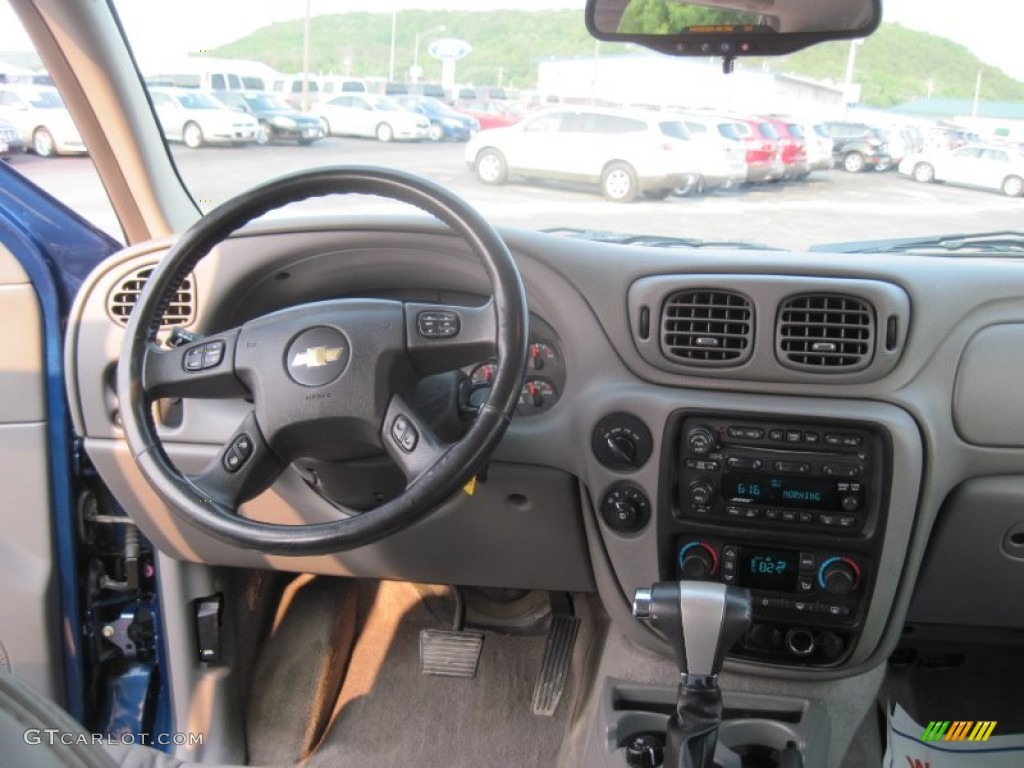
[419,588,484,678]
[530,595,581,716]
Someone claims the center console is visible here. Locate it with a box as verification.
[660,411,891,667]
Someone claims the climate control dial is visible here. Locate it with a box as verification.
[678,541,720,579]
[818,557,861,596]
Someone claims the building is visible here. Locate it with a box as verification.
[891,98,1024,142]
[536,54,844,113]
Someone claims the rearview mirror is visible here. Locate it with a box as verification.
[585,0,880,58]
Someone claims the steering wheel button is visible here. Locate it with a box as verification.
[400,423,419,452]
[233,434,253,460]
[391,415,410,442]
[184,347,204,371]
[223,449,242,473]
[417,310,460,338]
[202,341,225,368]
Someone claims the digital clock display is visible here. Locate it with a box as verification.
[739,547,799,591]
[722,474,840,511]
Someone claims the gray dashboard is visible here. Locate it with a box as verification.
[64,215,1024,680]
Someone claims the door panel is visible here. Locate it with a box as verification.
[0,242,60,703]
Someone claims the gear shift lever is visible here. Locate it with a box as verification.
[633,582,752,768]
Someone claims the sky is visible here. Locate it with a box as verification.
[2,0,1023,81]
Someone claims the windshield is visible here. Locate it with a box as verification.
[5,0,1024,251]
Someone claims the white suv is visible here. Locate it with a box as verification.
[465,107,699,202]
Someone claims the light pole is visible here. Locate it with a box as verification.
[388,9,397,82]
[413,25,445,83]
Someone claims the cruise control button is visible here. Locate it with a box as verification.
[201,341,225,368]
[184,347,204,371]
[417,310,460,338]
[222,433,254,473]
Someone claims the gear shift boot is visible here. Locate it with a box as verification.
[633,581,752,768]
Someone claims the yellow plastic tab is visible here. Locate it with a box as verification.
[463,477,477,496]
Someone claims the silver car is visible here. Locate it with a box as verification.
[0,84,85,157]
[312,94,429,142]
[148,87,259,148]
[899,144,1024,197]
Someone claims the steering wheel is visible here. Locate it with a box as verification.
[117,166,528,555]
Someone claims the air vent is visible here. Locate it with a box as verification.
[777,294,874,371]
[660,289,753,366]
[107,266,195,327]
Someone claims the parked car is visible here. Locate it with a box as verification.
[729,116,784,182]
[465,106,699,202]
[0,117,25,161]
[455,100,522,130]
[802,122,836,172]
[899,144,1024,196]
[147,87,258,148]
[405,82,447,99]
[270,74,321,109]
[760,116,810,179]
[312,93,429,142]
[823,121,891,172]
[319,77,368,98]
[396,95,479,142]
[670,112,749,192]
[213,91,323,145]
[0,84,85,156]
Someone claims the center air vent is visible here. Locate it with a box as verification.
[777,294,874,371]
[107,266,194,328]
[661,289,753,366]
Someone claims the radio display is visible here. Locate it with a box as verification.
[722,474,839,511]
[739,547,799,591]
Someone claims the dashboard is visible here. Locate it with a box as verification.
[64,215,1024,680]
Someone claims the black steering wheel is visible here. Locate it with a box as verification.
[117,166,528,555]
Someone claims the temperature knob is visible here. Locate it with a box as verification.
[818,557,861,596]
[678,541,719,579]
[685,426,717,456]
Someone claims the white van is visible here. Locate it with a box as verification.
[271,75,320,109]
[319,77,368,98]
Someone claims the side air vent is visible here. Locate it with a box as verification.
[777,294,874,371]
[661,289,753,366]
[107,266,195,327]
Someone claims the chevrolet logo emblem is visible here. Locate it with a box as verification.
[291,346,344,368]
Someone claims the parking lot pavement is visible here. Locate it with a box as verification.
[6,137,1022,251]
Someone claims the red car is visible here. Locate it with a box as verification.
[729,116,785,183]
[761,116,810,179]
[454,100,521,130]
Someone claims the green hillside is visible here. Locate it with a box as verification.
[757,24,1024,108]
[211,11,1024,108]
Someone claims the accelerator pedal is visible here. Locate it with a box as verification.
[420,588,484,678]
[530,594,581,716]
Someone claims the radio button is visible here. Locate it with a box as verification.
[685,426,717,455]
[763,508,780,521]
[728,426,765,440]
[781,510,797,522]
[797,512,815,523]
[823,464,860,478]
[819,514,839,526]
[799,552,816,570]
[741,508,761,520]
[725,506,743,518]
[838,515,857,528]
[785,430,803,443]
[727,457,763,470]
[687,481,714,507]
[768,429,784,441]
[773,460,810,474]
[825,433,863,447]
[841,494,861,512]
[804,431,821,444]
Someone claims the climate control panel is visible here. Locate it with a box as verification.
[673,536,869,665]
